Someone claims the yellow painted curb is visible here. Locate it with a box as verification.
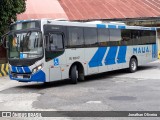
[0,63,8,77]
[158,50,160,59]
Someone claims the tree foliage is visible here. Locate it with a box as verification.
[0,0,26,37]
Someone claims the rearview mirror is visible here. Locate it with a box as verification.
[2,36,7,49]
[1,32,9,49]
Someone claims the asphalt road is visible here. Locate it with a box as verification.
[0,60,160,120]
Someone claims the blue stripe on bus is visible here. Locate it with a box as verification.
[152,44,157,58]
[97,24,106,28]
[17,67,24,73]
[152,44,154,58]
[108,25,116,29]
[152,44,153,58]
[117,46,127,63]
[10,70,46,82]
[11,66,31,73]
[89,47,107,67]
[89,46,127,67]
[118,26,126,29]
[12,66,17,73]
[151,28,156,31]
[23,67,31,73]
[98,47,108,66]
[105,46,118,65]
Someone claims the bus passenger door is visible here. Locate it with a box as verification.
[49,63,62,81]
[44,25,68,81]
[45,32,65,81]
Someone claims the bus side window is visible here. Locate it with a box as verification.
[45,35,50,51]
[150,31,156,44]
[67,27,84,47]
[121,30,131,45]
[98,28,110,46]
[45,33,64,61]
[109,29,121,46]
[141,30,150,44]
[131,30,141,45]
[84,28,98,46]
[48,34,63,51]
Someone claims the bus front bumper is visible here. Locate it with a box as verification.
[9,70,46,82]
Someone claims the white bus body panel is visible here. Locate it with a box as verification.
[47,44,157,82]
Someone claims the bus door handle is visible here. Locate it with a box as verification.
[50,65,60,68]
[50,65,58,68]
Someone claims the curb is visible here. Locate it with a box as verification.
[0,63,8,77]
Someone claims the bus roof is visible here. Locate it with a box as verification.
[13,19,157,31]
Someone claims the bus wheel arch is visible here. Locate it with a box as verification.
[129,56,138,73]
[69,62,85,84]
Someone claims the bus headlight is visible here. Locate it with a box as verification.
[32,64,43,74]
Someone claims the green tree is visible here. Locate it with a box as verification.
[0,0,26,37]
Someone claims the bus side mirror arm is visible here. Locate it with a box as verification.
[5,41,9,49]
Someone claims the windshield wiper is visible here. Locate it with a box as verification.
[22,31,31,52]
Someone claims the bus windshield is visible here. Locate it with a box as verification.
[7,31,43,59]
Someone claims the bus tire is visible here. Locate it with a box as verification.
[70,65,78,84]
[43,82,50,86]
[78,73,85,81]
[129,58,137,73]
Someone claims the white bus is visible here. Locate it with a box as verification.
[2,19,157,84]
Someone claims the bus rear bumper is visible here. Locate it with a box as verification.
[9,70,46,82]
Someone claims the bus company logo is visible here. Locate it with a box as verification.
[133,46,149,54]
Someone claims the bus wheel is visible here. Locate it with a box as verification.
[70,65,78,84]
[78,73,85,81]
[129,58,137,73]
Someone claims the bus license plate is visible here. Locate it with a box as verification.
[17,75,23,79]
